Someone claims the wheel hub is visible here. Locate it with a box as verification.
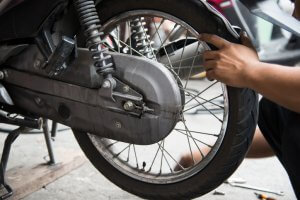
[111,52,182,144]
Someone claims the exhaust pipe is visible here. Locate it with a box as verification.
[157,38,207,79]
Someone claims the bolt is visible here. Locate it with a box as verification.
[123,101,135,111]
[123,85,130,93]
[34,59,41,69]
[35,97,42,105]
[0,71,4,80]
[102,80,111,88]
[115,121,122,129]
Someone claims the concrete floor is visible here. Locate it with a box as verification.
[0,126,296,200]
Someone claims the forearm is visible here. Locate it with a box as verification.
[247,62,300,113]
[249,0,300,112]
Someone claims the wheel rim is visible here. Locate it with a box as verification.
[87,10,229,184]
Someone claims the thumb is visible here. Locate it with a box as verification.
[240,31,256,50]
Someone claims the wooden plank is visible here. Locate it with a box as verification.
[5,149,86,200]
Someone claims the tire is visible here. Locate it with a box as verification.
[73,0,259,199]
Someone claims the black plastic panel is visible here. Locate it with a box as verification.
[0,0,66,42]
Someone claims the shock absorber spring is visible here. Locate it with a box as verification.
[130,17,154,59]
[74,0,114,77]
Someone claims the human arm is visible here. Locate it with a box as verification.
[248,61,300,113]
[201,33,300,113]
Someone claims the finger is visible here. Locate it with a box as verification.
[200,34,230,49]
[206,69,216,81]
[203,50,220,61]
[203,60,217,71]
[240,31,255,50]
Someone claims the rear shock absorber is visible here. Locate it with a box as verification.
[74,0,114,78]
[130,17,155,59]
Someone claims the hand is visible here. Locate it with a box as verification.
[201,32,259,88]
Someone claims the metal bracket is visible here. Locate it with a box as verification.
[44,36,76,77]
[35,29,76,77]
[99,77,145,116]
[0,110,42,129]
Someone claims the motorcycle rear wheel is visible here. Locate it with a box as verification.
[73,0,258,199]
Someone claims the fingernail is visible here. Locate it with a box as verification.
[241,31,248,37]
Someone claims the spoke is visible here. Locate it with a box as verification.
[185,127,195,165]
[109,34,148,59]
[148,141,163,172]
[183,94,223,112]
[175,128,219,137]
[158,141,173,174]
[184,81,219,105]
[182,121,205,158]
[163,152,173,173]
[126,144,131,162]
[184,89,223,123]
[170,54,203,65]
[152,18,173,68]
[172,65,203,70]
[157,143,185,171]
[175,129,213,148]
[149,19,165,41]
[196,95,224,109]
[184,41,200,89]
[155,23,178,55]
[177,32,188,76]
[106,141,119,149]
[133,144,139,168]
[114,144,131,157]
[200,103,223,123]
[159,140,165,174]
[103,42,118,53]
[179,87,224,109]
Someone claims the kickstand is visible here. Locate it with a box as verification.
[0,127,31,200]
[42,119,56,165]
[0,118,57,199]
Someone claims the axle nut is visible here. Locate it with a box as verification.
[123,101,135,111]
[102,80,111,88]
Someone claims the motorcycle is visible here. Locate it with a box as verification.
[0,0,295,199]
